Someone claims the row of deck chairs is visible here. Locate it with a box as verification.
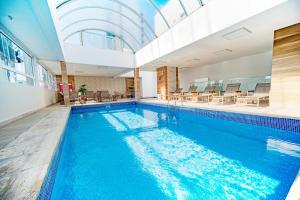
[69,90,115,102]
[169,83,271,106]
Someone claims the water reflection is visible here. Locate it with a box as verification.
[103,113,127,132]
[267,138,300,158]
[112,111,156,129]
[103,110,280,199]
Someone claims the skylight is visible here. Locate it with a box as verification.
[55,0,205,52]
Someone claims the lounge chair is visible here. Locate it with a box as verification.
[69,91,79,102]
[99,90,112,102]
[180,85,198,101]
[211,83,243,104]
[169,88,183,101]
[236,83,271,106]
[86,91,95,101]
[113,91,123,101]
[197,85,218,103]
[96,91,101,102]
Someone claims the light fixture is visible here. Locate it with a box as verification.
[222,27,252,40]
[213,49,233,55]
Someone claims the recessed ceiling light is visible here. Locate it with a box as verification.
[222,27,252,40]
[213,49,233,55]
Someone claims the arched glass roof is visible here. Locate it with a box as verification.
[56,0,205,52]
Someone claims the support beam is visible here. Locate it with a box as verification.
[134,68,141,101]
[60,61,70,106]
[270,23,300,108]
[176,67,179,90]
[156,66,177,100]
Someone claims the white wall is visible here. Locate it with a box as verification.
[64,43,135,68]
[0,81,56,125]
[120,70,157,98]
[74,76,126,94]
[179,51,272,90]
[140,71,157,98]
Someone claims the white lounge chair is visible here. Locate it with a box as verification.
[211,83,242,104]
[197,85,219,103]
[236,83,271,106]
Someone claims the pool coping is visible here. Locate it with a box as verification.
[32,107,71,200]
[0,105,71,200]
[286,170,300,200]
[38,101,300,200]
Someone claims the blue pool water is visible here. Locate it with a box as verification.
[48,103,300,200]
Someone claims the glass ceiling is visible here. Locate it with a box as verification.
[56,0,206,53]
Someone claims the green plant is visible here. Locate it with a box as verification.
[78,84,87,95]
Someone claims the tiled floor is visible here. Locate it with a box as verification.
[141,99,300,119]
[0,105,70,200]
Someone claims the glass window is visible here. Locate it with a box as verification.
[56,0,208,51]
[24,53,34,76]
[0,32,34,77]
[2,68,34,86]
[181,0,201,14]
[1,32,36,87]
[0,34,4,66]
[36,63,53,89]
[1,34,9,67]
[7,40,16,68]
[65,32,81,45]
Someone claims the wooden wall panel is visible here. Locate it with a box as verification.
[157,66,168,96]
[156,66,177,100]
[176,67,179,90]
[125,78,134,93]
[134,68,141,100]
[270,23,300,107]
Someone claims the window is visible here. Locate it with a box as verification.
[0,32,56,89]
[35,63,56,90]
[0,32,35,86]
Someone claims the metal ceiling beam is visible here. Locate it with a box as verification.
[197,0,204,6]
[178,0,188,16]
[147,0,170,28]
[64,28,136,53]
[62,19,142,47]
[58,6,154,41]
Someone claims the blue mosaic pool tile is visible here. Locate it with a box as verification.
[71,101,136,113]
[137,102,300,133]
[37,122,68,200]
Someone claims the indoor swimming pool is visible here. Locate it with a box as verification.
[39,102,300,200]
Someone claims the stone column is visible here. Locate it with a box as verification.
[134,68,141,101]
[60,61,70,106]
[270,23,300,108]
[156,66,177,100]
[176,67,179,90]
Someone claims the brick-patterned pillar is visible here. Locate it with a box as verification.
[60,61,70,106]
[134,68,141,101]
[176,67,179,90]
[270,23,300,108]
[156,66,168,100]
[156,66,177,100]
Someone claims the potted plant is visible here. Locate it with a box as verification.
[78,84,87,104]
